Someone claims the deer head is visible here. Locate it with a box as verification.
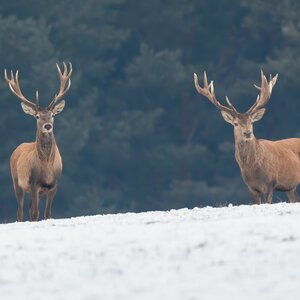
[5,62,72,135]
[194,70,278,141]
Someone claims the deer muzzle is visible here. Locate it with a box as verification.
[43,124,53,132]
[243,131,252,139]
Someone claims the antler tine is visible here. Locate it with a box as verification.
[194,72,238,115]
[226,96,238,114]
[247,70,278,114]
[63,62,67,76]
[49,62,73,109]
[203,71,209,88]
[36,90,39,107]
[4,69,37,109]
[270,73,278,92]
[56,63,62,78]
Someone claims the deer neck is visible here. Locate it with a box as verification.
[35,130,56,162]
[234,134,258,167]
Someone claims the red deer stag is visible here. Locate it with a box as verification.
[5,62,72,221]
[194,70,300,204]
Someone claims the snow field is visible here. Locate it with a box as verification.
[0,203,300,299]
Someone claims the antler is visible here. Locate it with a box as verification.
[4,69,37,109]
[194,72,238,115]
[48,62,72,109]
[247,70,278,114]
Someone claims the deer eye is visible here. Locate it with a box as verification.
[234,122,238,126]
[36,115,40,119]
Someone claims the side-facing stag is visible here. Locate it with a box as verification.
[5,62,72,221]
[194,70,300,204]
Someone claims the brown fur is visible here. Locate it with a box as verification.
[234,136,300,204]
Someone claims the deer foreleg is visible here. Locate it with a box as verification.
[45,187,57,219]
[264,188,273,204]
[29,186,40,221]
[14,183,24,222]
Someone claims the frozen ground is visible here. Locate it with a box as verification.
[0,203,300,300]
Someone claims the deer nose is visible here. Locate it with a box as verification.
[44,124,52,131]
[244,131,252,138]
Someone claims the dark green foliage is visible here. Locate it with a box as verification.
[0,0,299,221]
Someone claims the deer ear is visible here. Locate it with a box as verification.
[251,108,265,122]
[52,100,65,116]
[21,103,36,116]
[220,110,235,125]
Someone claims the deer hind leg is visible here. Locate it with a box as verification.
[29,186,40,221]
[14,183,25,222]
[286,188,299,203]
[45,186,57,219]
[248,188,261,205]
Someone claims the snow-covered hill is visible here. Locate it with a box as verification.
[0,203,300,300]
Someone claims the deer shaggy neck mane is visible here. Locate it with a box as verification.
[35,131,57,162]
[235,137,258,166]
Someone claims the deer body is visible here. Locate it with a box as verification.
[5,63,72,221]
[235,137,300,203]
[194,71,300,204]
[11,136,62,193]
[10,135,62,221]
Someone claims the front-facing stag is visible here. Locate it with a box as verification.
[194,70,300,204]
[5,63,72,221]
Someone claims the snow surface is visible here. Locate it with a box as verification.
[1,203,300,300]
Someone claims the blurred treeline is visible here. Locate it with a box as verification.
[0,0,299,221]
